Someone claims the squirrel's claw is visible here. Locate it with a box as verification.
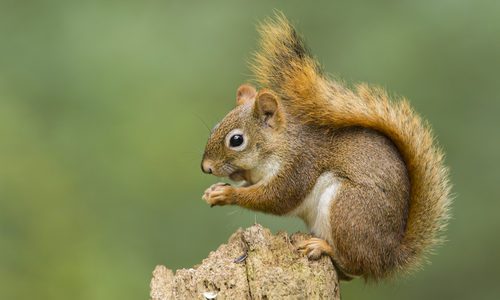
[297,238,334,261]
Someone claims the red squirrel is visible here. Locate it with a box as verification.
[201,14,451,280]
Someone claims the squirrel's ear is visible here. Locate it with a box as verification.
[236,84,257,106]
[254,90,284,129]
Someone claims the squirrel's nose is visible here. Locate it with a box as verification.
[201,159,214,174]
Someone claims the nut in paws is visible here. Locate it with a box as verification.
[202,183,234,207]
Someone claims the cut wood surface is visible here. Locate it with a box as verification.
[150,224,340,299]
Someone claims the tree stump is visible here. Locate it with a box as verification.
[150,224,340,299]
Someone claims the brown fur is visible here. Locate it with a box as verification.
[201,13,452,280]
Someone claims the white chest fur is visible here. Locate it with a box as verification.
[288,172,341,242]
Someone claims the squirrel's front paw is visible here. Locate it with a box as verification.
[202,183,235,207]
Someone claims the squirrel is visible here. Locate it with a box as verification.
[200,13,451,281]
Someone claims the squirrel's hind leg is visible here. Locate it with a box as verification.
[296,237,334,260]
[297,237,356,281]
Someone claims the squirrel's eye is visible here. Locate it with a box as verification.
[229,134,244,147]
[225,129,247,151]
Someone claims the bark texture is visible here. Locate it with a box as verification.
[150,224,340,299]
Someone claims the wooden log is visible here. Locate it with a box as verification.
[150,224,340,299]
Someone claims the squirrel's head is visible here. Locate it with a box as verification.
[201,84,286,185]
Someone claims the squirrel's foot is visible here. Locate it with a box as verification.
[202,182,235,207]
[297,238,334,260]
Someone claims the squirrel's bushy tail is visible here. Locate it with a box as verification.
[252,13,452,277]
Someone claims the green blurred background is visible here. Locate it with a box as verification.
[1,0,499,299]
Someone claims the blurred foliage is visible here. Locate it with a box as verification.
[1,0,499,299]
